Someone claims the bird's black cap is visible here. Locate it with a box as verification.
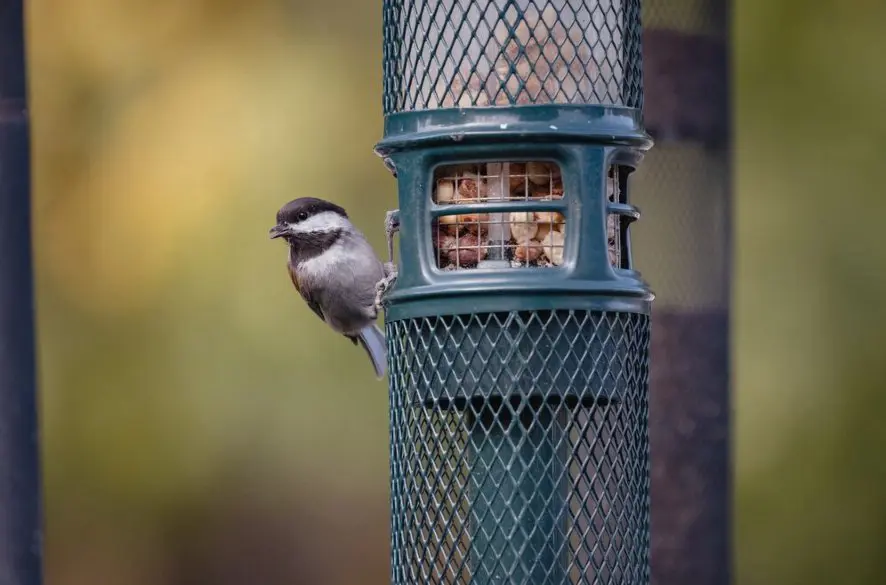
[275,197,348,226]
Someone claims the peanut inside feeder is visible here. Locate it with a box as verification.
[432,162,570,270]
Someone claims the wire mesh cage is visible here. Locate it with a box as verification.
[388,310,650,584]
[377,1,653,584]
[382,0,643,112]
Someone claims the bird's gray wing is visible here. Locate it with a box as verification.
[288,261,361,348]
[287,261,326,323]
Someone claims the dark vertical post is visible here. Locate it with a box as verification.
[0,0,44,584]
[632,0,731,584]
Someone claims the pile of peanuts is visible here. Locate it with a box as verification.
[432,162,567,269]
[431,7,608,109]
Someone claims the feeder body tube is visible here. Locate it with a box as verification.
[380,2,652,585]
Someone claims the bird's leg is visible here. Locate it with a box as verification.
[375,209,400,312]
[384,209,400,262]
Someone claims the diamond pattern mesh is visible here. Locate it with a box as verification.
[388,310,651,584]
[382,0,643,114]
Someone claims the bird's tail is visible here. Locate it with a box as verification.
[357,323,387,380]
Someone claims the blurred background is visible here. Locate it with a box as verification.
[21,0,886,584]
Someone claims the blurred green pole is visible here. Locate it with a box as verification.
[0,0,44,584]
[632,0,731,584]
[466,404,566,585]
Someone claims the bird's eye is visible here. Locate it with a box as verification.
[297,211,309,221]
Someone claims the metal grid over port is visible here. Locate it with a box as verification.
[382,0,644,113]
[432,162,636,271]
[433,162,567,270]
[388,310,651,585]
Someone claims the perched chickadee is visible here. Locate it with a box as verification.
[269,197,387,379]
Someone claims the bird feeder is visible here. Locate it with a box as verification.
[375,1,653,584]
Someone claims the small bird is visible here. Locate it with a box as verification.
[269,197,388,379]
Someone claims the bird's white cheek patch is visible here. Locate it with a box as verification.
[289,211,350,234]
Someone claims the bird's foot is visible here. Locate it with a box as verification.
[376,209,401,313]
[374,262,398,312]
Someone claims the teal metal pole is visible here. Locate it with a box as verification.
[467,404,566,584]
[0,0,44,583]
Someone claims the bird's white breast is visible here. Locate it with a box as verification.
[298,239,350,277]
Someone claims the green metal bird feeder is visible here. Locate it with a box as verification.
[375,1,653,584]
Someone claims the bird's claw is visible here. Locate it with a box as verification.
[376,209,401,313]
[374,262,398,313]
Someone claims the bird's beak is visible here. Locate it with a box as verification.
[269,224,291,239]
